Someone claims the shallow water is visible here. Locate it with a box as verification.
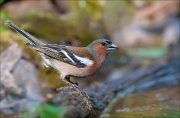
[101,86,180,118]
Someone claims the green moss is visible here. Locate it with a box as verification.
[38,66,67,88]
[155,109,180,118]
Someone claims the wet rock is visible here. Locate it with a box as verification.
[54,86,100,118]
[0,44,23,99]
[0,44,43,115]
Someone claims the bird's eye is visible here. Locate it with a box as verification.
[101,42,106,46]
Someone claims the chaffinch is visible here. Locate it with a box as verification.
[7,21,118,85]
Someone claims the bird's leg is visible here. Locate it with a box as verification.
[65,76,79,86]
[65,76,74,84]
[61,74,78,86]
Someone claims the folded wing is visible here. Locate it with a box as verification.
[30,44,93,68]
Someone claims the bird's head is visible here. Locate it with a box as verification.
[87,39,118,56]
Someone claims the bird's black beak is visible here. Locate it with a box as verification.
[107,43,118,51]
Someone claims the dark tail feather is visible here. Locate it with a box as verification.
[6,20,42,45]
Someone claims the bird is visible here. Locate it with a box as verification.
[6,21,118,85]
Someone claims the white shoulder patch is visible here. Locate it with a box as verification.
[74,55,94,66]
[61,50,75,64]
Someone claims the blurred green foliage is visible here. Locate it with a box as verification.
[36,103,63,118]
[128,47,167,59]
[23,103,64,118]
[71,0,103,21]
[16,12,101,45]
[0,0,5,4]
[0,10,10,31]
[103,0,134,33]
[156,109,180,118]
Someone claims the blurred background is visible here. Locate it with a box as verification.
[0,0,180,118]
